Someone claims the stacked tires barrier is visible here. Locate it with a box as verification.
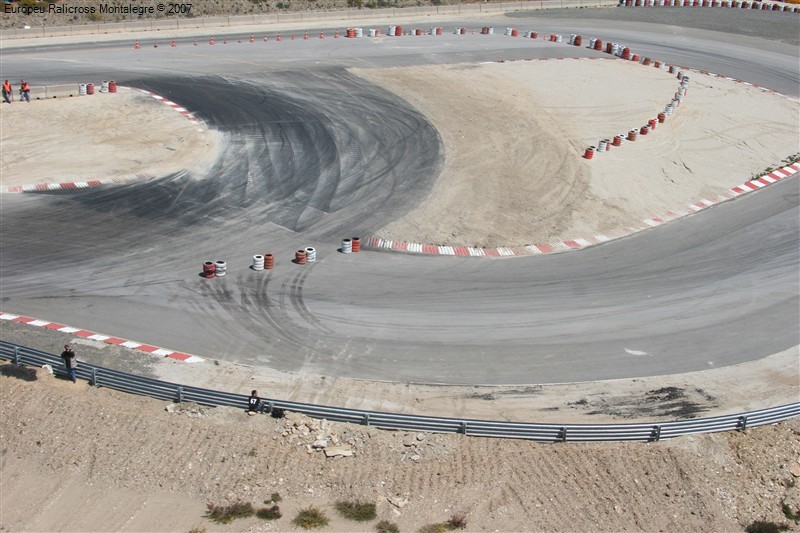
[620,0,798,11]
[342,238,353,253]
[264,253,275,270]
[575,37,693,159]
[295,249,307,265]
[352,237,361,252]
[252,255,265,271]
[202,261,216,279]
[2,341,798,443]
[214,260,227,277]
[79,81,116,96]
[305,247,317,263]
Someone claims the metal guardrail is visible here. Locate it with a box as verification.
[2,340,797,443]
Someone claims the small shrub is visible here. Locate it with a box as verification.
[265,492,282,504]
[188,527,206,533]
[335,500,377,522]
[446,514,467,530]
[782,501,800,522]
[376,520,400,533]
[256,505,282,520]
[292,507,330,529]
[745,521,789,533]
[205,501,255,524]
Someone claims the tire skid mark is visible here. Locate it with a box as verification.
[287,266,333,334]
[239,272,310,352]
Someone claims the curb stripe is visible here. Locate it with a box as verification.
[0,312,204,364]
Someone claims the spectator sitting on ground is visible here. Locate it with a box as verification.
[247,390,265,415]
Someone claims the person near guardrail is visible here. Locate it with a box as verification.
[61,344,77,383]
[2,80,12,104]
[19,80,30,103]
[247,389,266,415]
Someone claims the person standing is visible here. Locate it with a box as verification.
[61,344,77,383]
[2,80,11,104]
[19,80,30,103]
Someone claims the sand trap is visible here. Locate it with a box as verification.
[0,88,221,188]
[354,59,799,247]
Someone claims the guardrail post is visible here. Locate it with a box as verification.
[460,422,468,435]
[363,413,370,426]
[13,346,20,365]
[738,415,748,432]
[91,368,99,387]
[559,427,567,442]
[652,425,662,442]
[177,386,184,403]
[267,401,274,414]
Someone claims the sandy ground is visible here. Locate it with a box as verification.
[1,365,799,533]
[2,32,800,533]
[0,88,221,188]
[356,59,800,246]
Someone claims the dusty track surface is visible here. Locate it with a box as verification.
[2,365,799,532]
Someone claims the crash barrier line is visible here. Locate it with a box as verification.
[2,341,798,443]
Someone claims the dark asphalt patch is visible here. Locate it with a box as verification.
[567,386,720,419]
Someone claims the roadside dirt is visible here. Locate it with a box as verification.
[2,365,799,532]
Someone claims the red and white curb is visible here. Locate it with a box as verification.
[2,172,155,194]
[0,312,204,363]
[366,162,799,257]
[134,88,201,124]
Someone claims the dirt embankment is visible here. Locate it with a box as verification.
[1,0,478,30]
[2,365,799,532]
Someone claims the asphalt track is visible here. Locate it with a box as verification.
[0,9,798,385]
